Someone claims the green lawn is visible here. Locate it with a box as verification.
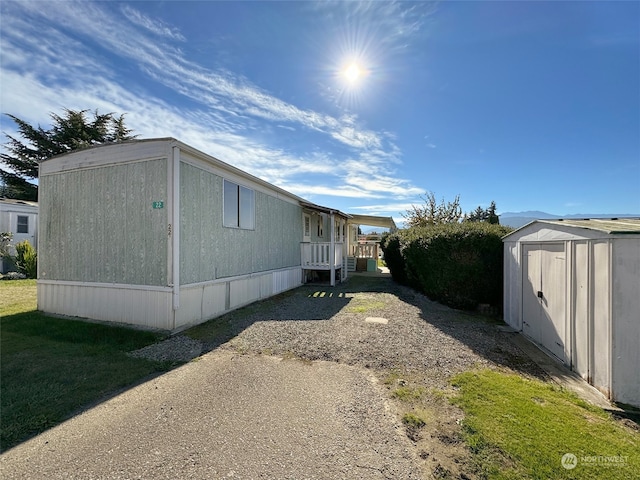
[451,369,639,479]
[0,280,170,452]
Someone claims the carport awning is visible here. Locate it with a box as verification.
[347,214,397,231]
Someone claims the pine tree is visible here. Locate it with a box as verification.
[1,109,136,200]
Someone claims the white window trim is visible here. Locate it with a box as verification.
[16,215,29,234]
[223,179,255,230]
[303,213,311,242]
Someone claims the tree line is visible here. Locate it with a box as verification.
[403,192,500,227]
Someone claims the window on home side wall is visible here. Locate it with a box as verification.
[304,214,311,239]
[223,179,255,230]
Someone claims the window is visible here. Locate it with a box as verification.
[17,215,29,234]
[335,220,341,241]
[223,179,255,229]
[303,214,311,241]
[317,215,323,237]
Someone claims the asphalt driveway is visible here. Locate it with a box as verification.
[0,350,422,479]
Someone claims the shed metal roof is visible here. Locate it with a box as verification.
[539,218,640,234]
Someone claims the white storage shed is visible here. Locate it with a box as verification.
[503,219,640,407]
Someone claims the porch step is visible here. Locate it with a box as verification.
[347,257,356,272]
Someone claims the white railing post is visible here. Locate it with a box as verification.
[329,212,335,286]
[302,241,345,274]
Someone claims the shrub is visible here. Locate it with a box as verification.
[381,233,408,285]
[0,232,13,258]
[383,223,512,310]
[15,240,37,279]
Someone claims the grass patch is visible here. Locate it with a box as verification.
[346,299,386,313]
[403,411,427,428]
[393,386,425,401]
[1,281,170,452]
[451,369,639,479]
[0,278,37,315]
[383,370,405,386]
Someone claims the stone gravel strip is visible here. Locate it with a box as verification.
[132,275,541,386]
[219,276,543,387]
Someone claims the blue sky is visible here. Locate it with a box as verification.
[1,1,638,224]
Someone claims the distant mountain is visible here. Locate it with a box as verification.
[499,211,639,229]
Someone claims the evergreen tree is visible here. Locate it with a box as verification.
[1,109,136,200]
[464,201,500,224]
[486,201,499,224]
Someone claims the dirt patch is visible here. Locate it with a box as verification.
[383,373,477,479]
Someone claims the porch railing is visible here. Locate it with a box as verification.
[301,242,343,269]
[350,243,379,259]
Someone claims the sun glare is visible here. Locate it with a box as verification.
[333,57,371,108]
[344,63,363,84]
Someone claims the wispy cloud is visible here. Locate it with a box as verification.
[0,0,425,205]
[349,202,416,215]
[318,0,436,49]
[121,5,186,41]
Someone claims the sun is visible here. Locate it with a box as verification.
[344,63,363,83]
[342,62,366,86]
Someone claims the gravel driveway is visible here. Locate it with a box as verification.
[209,274,542,387]
[130,272,545,479]
[0,350,423,479]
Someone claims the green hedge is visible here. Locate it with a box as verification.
[382,223,512,310]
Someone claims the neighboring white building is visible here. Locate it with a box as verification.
[0,198,38,273]
[503,218,640,407]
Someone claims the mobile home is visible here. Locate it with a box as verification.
[38,138,351,331]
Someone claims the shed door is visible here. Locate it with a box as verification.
[522,243,566,362]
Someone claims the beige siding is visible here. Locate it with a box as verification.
[37,281,173,330]
[179,162,302,284]
[591,241,610,393]
[502,241,521,330]
[175,282,227,329]
[174,267,302,331]
[611,239,640,405]
[572,241,590,380]
[39,158,168,285]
